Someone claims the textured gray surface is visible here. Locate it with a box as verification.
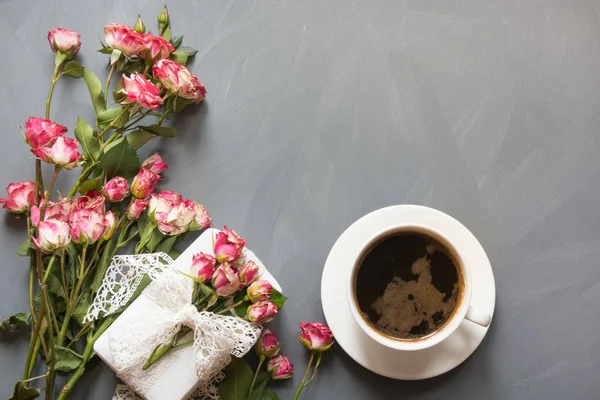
[1,0,600,399]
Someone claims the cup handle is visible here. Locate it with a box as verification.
[465,305,491,327]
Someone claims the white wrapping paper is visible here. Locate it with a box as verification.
[94,228,282,400]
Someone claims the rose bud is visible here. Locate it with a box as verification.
[102,211,117,240]
[256,328,280,358]
[24,117,67,148]
[211,262,243,297]
[0,181,36,213]
[141,153,168,175]
[298,322,334,352]
[157,5,169,30]
[266,354,293,380]
[238,260,260,286]
[141,33,174,60]
[191,252,216,283]
[47,27,81,59]
[103,176,129,202]
[247,280,273,303]
[104,23,146,56]
[119,73,164,110]
[153,59,207,103]
[69,209,107,245]
[131,168,160,199]
[32,220,71,253]
[247,301,278,325]
[127,198,149,219]
[133,15,146,34]
[214,226,247,262]
[32,137,81,169]
[187,202,211,232]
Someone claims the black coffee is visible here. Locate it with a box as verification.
[354,231,461,340]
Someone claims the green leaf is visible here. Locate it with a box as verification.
[218,357,254,400]
[162,26,171,42]
[234,302,249,319]
[46,274,66,299]
[140,124,180,137]
[54,345,83,372]
[170,35,184,48]
[99,137,140,179]
[122,63,143,74]
[262,388,281,400]
[74,117,101,161]
[170,49,189,66]
[83,68,106,118]
[98,107,127,129]
[146,229,165,252]
[126,130,155,150]
[169,249,181,259]
[177,46,198,56]
[172,97,196,112]
[73,292,92,326]
[198,282,215,297]
[17,238,31,256]
[91,239,113,292]
[156,235,177,254]
[79,176,104,195]
[8,381,40,400]
[62,61,85,78]
[246,380,267,400]
[110,49,122,65]
[269,288,287,309]
[0,313,30,333]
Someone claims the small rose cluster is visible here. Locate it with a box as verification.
[25,117,81,169]
[103,23,206,110]
[190,227,280,325]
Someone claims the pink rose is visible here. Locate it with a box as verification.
[32,220,71,254]
[238,260,260,286]
[102,211,117,240]
[103,176,129,202]
[187,202,211,232]
[74,191,105,214]
[141,153,168,174]
[154,199,196,235]
[127,198,149,219]
[131,168,160,199]
[32,198,73,226]
[69,209,108,244]
[47,27,81,58]
[211,262,243,297]
[141,33,174,60]
[247,280,273,303]
[266,354,293,380]
[24,117,67,148]
[104,23,146,56]
[119,73,164,110]
[298,322,334,352]
[256,328,280,358]
[32,137,81,169]
[152,59,207,103]
[0,181,36,213]
[247,301,278,325]
[191,252,216,283]
[214,226,246,262]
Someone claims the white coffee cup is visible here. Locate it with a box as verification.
[346,211,491,352]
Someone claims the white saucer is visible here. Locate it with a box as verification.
[321,205,496,380]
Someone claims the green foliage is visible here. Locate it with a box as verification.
[46,274,66,299]
[8,381,40,400]
[62,61,85,78]
[270,288,287,309]
[219,357,254,400]
[126,130,156,150]
[98,137,140,179]
[170,35,184,48]
[73,292,92,326]
[82,69,106,118]
[79,176,104,194]
[17,238,32,256]
[74,117,101,162]
[0,312,30,333]
[98,107,127,129]
[140,124,180,137]
[54,346,83,372]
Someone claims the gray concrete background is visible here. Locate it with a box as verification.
[1,0,600,399]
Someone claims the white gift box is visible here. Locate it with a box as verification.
[94,228,282,400]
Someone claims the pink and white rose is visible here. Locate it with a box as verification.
[211,262,243,297]
[191,252,216,283]
[141,33,174,60]
[256,328,280,358]
[131,168,160,199]
[214,226,246,262]
[104,24,146,56]
[141,153,168,175]
[47,27,81,58]
[102,211,117,240]
[247,280,273,303]
[74,191,105,214]
[32,137,81,169]
[103,176,129,202]
[298,322,334,352]
[32,220,71,253]
[69,209,108,244]
[266,354,293,380]
[247,301,278,325]
[127,198,149,219]
[24,117,67,148]
[187,201,211,232]
[119,73,164,110]
[238,260,260,286]
[152,59,207,103]
[0,181,36,213]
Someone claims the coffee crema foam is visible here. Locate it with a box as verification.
[370,247,459,339]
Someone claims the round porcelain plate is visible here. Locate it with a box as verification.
[321,205,496,380]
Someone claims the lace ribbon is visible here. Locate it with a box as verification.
[85,253,261,400]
